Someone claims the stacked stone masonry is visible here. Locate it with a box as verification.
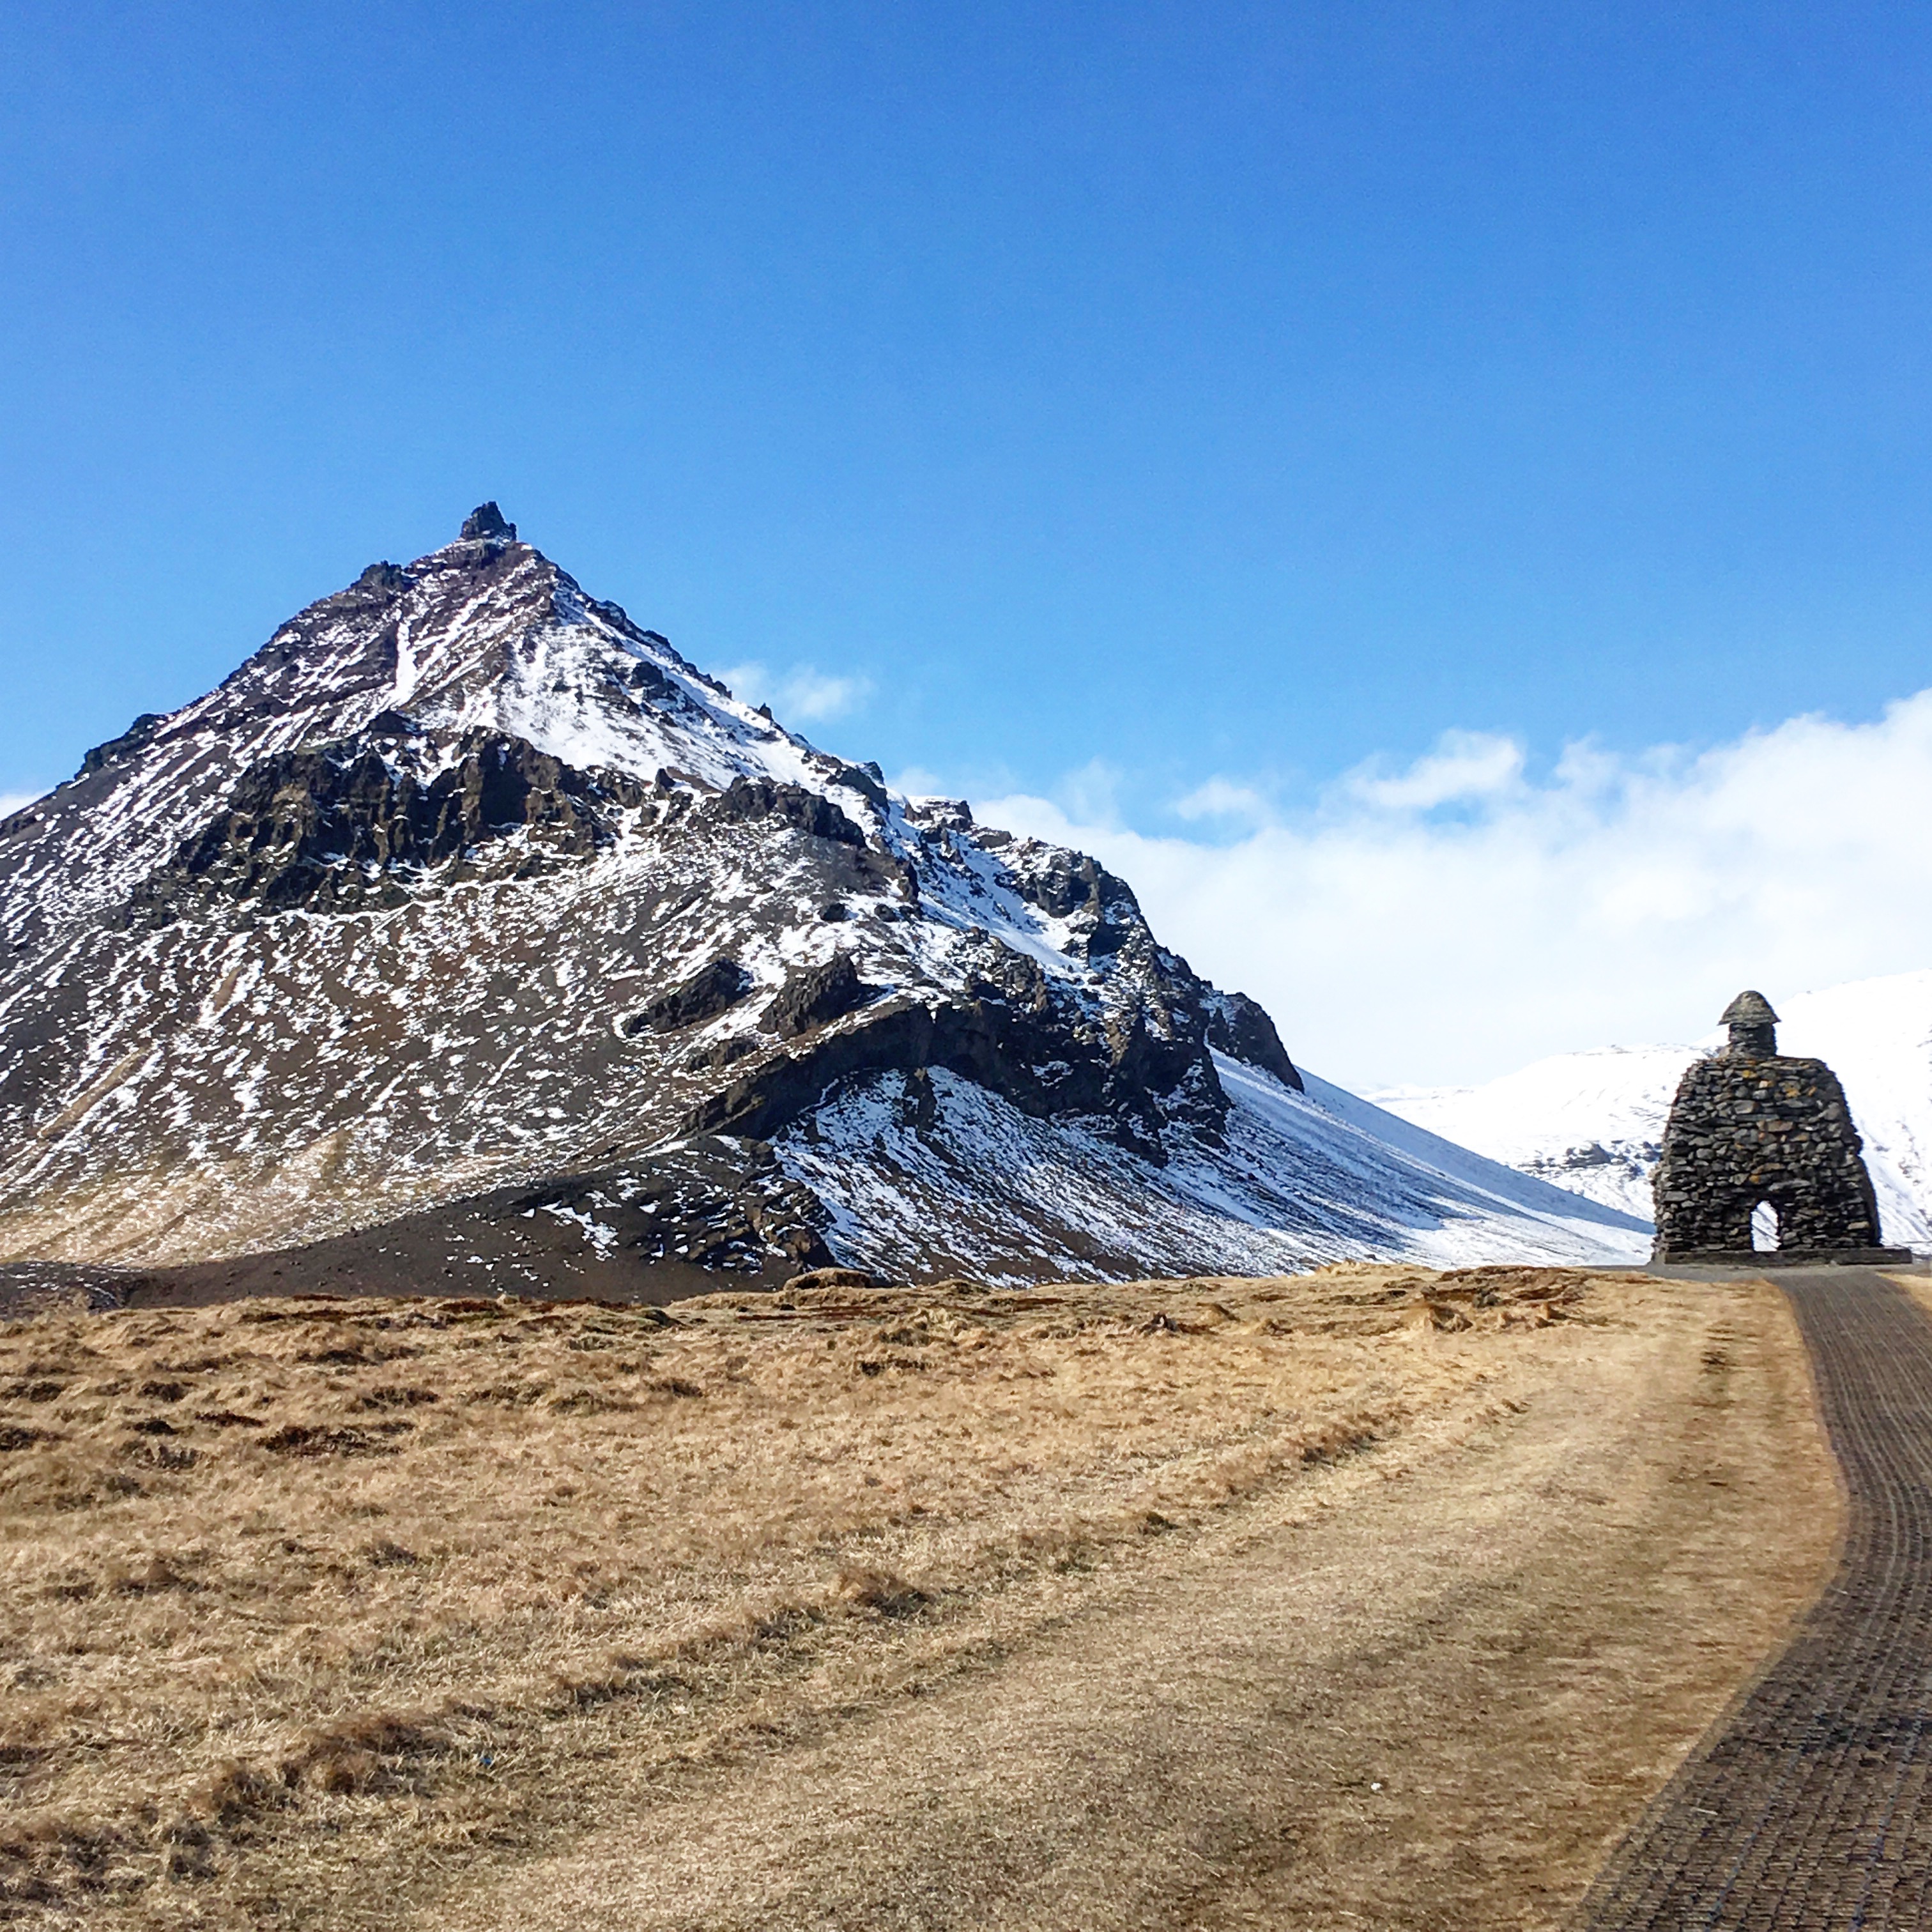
[1651,990,1897,1261]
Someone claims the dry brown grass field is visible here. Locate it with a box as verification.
[0,1264,1837,1930]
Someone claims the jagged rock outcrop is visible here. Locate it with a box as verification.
[77,712,165,781]
[1206,991,1303,1093]
[711,776,866,847]
[763,955,878,1038]
[623,957,751,1036]
[460,502,516,541]
[134,730,648,915]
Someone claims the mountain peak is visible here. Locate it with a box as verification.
[460,502,517,542]
[0,510,1654,1292]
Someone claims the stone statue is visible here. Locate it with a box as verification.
[1651,990,1909,1264]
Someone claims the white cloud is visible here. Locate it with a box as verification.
[980,691,1932,1090]
[1053,758,1125,829]
[0,790,46,818]
[1174,776,1273,824]
[719,661,872,724]
[1344,728,1524,811]
[888,764,951,800]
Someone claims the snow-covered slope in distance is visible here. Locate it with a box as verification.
[1374,970,1932,1254]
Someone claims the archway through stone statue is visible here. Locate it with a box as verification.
[1652,990,1910,1265]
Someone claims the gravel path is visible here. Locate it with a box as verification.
[1579,1267,1932,1930]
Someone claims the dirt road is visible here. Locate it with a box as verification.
[1581,1267,1932,1930]
[423,1275,1836,1932]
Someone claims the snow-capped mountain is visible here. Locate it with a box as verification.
[1374,970,1932,1255]
[0,507,1649,1291]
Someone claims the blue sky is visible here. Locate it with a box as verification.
[8,3,1932,1077]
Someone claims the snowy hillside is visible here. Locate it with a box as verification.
[0,506,1649,1288]
[781,1058,1651,1282]
[1374,970,1932,1255]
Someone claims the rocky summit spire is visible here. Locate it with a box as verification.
[460,502,516,541]
[1720,989,1779,1057]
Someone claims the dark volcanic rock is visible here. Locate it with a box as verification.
[625,957,751,1035]
[460,502,517,541]
[764,955,876,1038]
[1207,991,1304,1092]
[494,1138,832,1278]
[1013,848,1135,921]
[77,712,165,782]
[625,657,677,702]
[784,1265,892,1291]
[712,776,866,847]
[22,1137,835,1310]
[1000,847,1151,963]
[827,762,889,810]
[693,958,1225,1162]
[136,730,648,916]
